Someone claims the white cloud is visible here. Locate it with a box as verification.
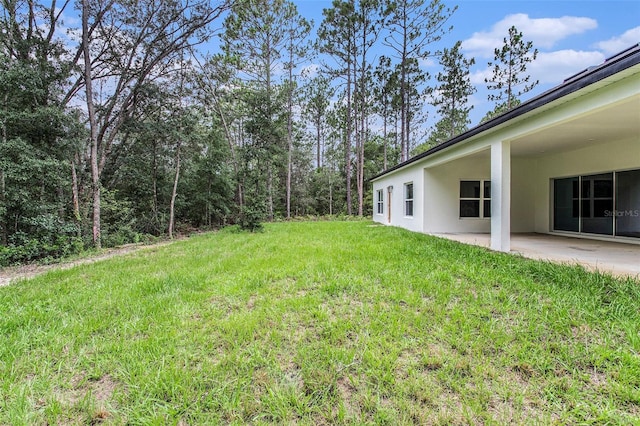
[301,63,320,79]
[419,57,436,68]
[529,50,605,85]
[594,26,640,55]
[466,93,484,111]
[469,68,493,86]
[471,50,604,88]
[462,13,598,58]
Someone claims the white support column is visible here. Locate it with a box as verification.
[491,140,511,252]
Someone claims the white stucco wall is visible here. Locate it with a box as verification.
[418,154,537,234]
[372,165,424,233]
[511,158,537,232]
[423,154,491,233]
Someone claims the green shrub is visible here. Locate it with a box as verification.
[0,234,84,266]
[238,201,265,232]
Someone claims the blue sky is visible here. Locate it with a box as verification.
[56,0,639,129]
[294,0,640,124]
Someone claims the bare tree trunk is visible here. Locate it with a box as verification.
[357,38,367,217]
[329,179,333,216]
[267,165,274,221]
[286,81,293,219]
[357,108,365,216]
[70,156,81,222]
[0,168,5,246]
[405,88,411,160]
[400,43,408,162]
[345,52,353,216]
[355,92,363,216]
[316,117,322,169]
[286,144,292,219]
[90,140,100,248]
[214,99,243,208]
[152,140,159,227]
[82,0,101,249]
[168,142,181,239]
[395,109,399,162]
[383,109,388,170]
[1,95,7,245]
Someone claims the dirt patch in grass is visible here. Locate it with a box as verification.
[0,241,176,287]
[281,361,304,391]
[53,374,121,425]
[487,397,548,424]
[59,374,119,407]
[336,375,360,418]
[486,368,552,424]
[588,368,609,388]
[91,375,118,406]
[246,294,257,310]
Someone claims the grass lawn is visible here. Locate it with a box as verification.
[1,221,639,425]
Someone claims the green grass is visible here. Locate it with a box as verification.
[1,221,639,425]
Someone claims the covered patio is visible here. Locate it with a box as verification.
[373,46,640,270]
[430,232,640,278]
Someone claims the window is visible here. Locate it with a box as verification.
[460,180,491,218]
[376,189,384,215]
[404,183,413,217]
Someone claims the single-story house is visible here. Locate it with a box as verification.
[371,44,640,252]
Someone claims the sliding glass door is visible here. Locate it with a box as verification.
[616,169,640,238]
[553,169,639,238]
[553,177,579,232]
[581,173,613,235]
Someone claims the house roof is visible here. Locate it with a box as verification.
[372,43,640,181]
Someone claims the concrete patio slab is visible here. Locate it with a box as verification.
[431,233,640,279]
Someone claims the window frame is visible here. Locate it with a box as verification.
[404,182,414,217]
[376,189,384,215]
[459,179,491,219]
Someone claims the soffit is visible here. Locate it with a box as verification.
[510,93,640,157]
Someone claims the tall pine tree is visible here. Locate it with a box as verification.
[485,25,538,114]
[383,0,456,161]
[429,41,476,146]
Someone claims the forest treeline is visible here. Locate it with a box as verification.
[0,0,537,265]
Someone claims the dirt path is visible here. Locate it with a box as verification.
[0,241,175,287]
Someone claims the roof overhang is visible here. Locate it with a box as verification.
[372,43,640,181]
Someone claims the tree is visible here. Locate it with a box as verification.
[222,0,308,220]
[485,25,539,112]
[79,0,228,248]
[354,0,384,216]
[193,54,245,213]
[282,3,312,219]
[167,78,194,240]
[383,0,456,161]
[241,85,285,225]
[479,98,522,124]
[0,0,82,262]
[317,0,358,215]
[179,126,234,229]
[302,75,333,170]
[429,40,476,146]
[373,56,401,170]
[318,0,385,215]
